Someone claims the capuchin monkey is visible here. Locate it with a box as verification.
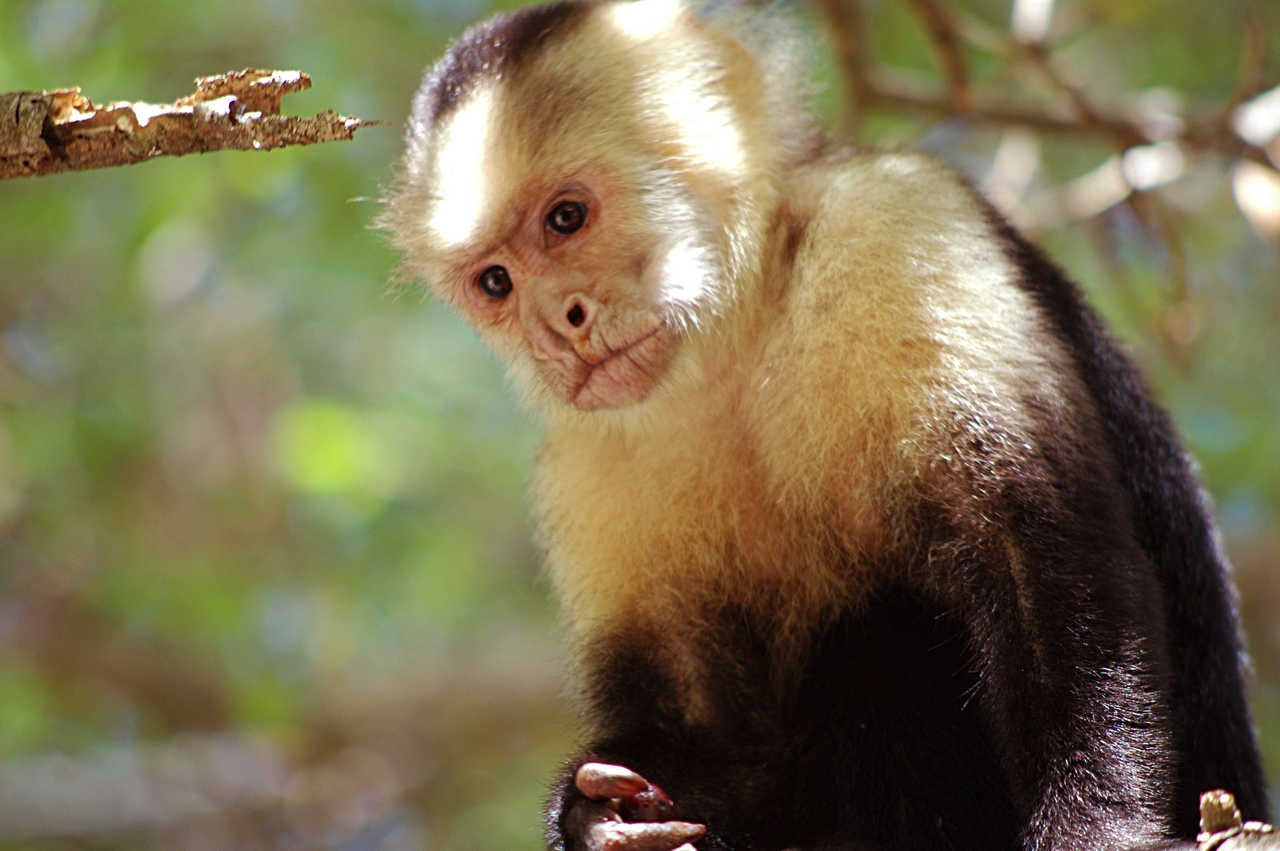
[381,1,1268,848]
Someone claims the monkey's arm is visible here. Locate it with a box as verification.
[938,470,1190,851]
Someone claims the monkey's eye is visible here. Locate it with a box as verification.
[476,265,513,299]
[547,201,587,235]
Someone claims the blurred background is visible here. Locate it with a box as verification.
[0,0,1276,848]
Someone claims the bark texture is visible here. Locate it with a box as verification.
[1,69,373,180]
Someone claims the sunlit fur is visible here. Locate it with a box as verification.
[383,0,1078,664]
[383,0,814,355]
[532,153,1082,680]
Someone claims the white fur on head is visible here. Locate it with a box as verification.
[382,0,817,307]
[424,83,502,250]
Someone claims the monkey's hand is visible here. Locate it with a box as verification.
[566,762,707,851]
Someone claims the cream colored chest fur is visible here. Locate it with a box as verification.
[532,152,1075,648]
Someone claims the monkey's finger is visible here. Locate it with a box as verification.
[582,818,707,851]
[576,761,651,799]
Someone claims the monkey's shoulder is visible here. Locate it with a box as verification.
[776,150,1023,320]
[795,149,988,243]
[763,149,1068,422]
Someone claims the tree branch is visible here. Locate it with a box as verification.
[903,0,972,111]
[1198,789,1279,850]
[1,69,376,180]
[824,2,1277,176]
[816,0,872,137]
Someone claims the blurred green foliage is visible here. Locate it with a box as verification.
[0,0,1277,848]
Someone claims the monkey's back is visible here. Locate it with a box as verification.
[989,213,1268,833]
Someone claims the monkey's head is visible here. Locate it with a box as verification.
[383,0,814,416]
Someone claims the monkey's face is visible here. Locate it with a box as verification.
[384,1,771,414]
[440,163,687,412]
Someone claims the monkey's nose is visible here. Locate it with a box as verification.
[554,293,597,338]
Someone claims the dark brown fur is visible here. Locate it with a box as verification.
[413,1,594,127]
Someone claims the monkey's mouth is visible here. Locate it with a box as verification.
[568,324,674,411]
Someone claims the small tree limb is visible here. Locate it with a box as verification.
[815,0,872,138]
[903,0,972,111]
[0,69,376,180]
[1198,790,1279,850]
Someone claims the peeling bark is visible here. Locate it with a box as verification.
[1,69,375,180]
[1198,789,1279,850]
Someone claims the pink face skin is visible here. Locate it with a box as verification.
[447,169,680,411]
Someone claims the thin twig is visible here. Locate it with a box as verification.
[860,68,1274,168]
[863,70,1109,136]
[816,0,872,138]
[903,0,971,111]
[1016,41,1148,148]
[1226,12,1272,111]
